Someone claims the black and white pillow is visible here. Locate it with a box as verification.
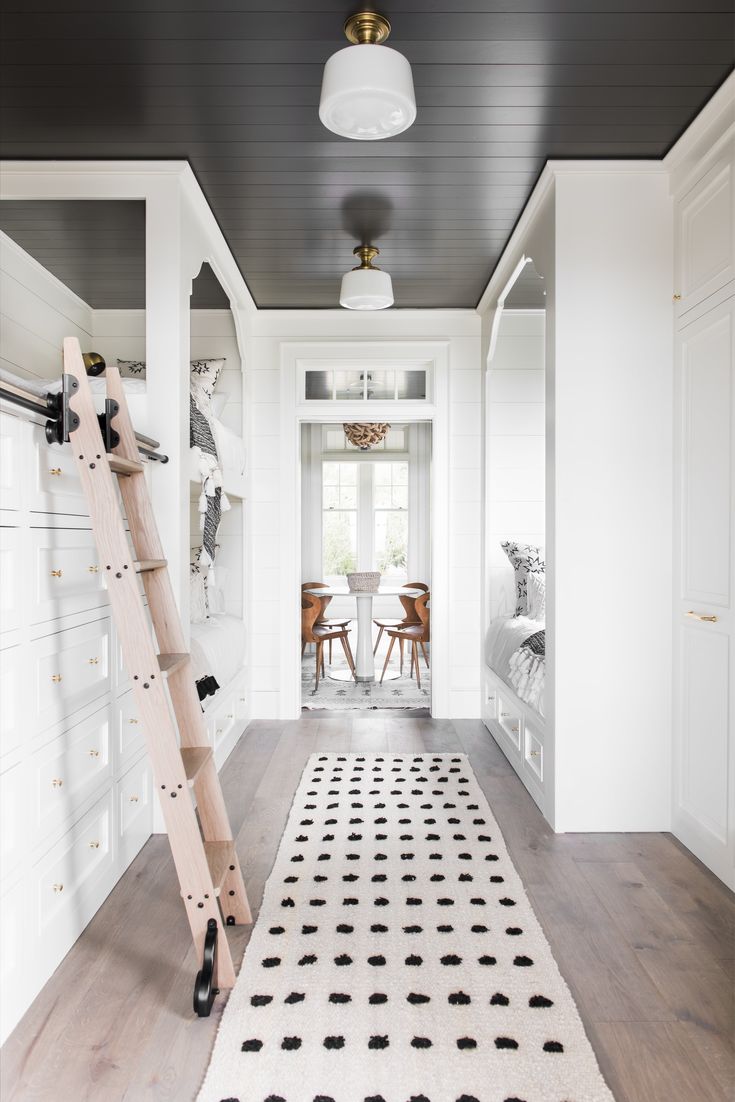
[117,358,147,379]
[190,358,225,402]
[190,548,208,623]
[501,541,545,617]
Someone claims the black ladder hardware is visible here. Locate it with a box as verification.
[193,918,219,1017]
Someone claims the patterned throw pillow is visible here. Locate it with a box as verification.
[501,541,545,617]
[190,358,225,402]
[117,359,147,379]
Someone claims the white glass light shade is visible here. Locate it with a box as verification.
[339,267,394,310]
[319,44,416,140]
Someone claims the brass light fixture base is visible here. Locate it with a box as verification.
[353,245,381,269]
[344,10,391,45]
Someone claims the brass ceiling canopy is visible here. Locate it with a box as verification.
[344,10,392,45]
[353,245,381,270]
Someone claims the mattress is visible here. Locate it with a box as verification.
[485,614,545,717]
[190,614,246,698]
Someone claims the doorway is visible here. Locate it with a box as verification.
[300,421,432,712]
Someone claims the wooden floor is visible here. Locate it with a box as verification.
[3,714,733,1102]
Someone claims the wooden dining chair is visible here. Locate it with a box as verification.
[373,581,429,656]
[302,592,356,691]
[301,581,350,665]
[379,591,430,690]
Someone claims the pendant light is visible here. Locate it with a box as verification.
[319,10,416,141]
[340,246,394,310]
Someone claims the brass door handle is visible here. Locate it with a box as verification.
[686,611,718,623]
[50,569,63,578]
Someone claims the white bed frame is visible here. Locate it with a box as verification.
[481,661,549,819]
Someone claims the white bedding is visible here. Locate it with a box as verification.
[190,614,246,696]
[189,415,245,491]
[485,614,545,717]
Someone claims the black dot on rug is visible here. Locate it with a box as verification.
[440,954,462,966]
[281,898,294,908]
[329,992,351,1003]
[284,876,298,884]
[284,991,305,1003]
[241,1039,263,1052]
[490,992,510,1006]
[290,855,303,863]
[458,874,473,882]
[372,873,388,882]
[406,897,423,906]
[448,991,471,1005]
[281,1036,302,1050]
[409,1096,431,1102]
[374,897,389,907]
[456,1096,480,1102]
[403,925,422,933]
[456,1037,477,1050]
[405,954,423,966]
[368,1036,390,1050]
[411,1036,432,1048]
[499,897,516,906]
[529,994,554,1007]
[302,925,318,935]
[261,957,281,968]
[343,898,359,906]
[369,992,388,1004]
[364,1096,387,1102]
[334,954,353,966]
[544,1041,564,1053]
[323,1036,345,1049]
[478,955,497,966]
[313,875,328,883]
[298,954,317,966]
[268,926,285,935]
[506,927,523,936]
[402,874,416,882]
[514,955,534,967]
[437,924,454,932]
[368,955,387,966]
[313,1096,336,1102]
[250,995,272,1007]
[437,898,454,907]
[495,1036,519,1050]
[264,1096,285,1102]
[430,874,445,882]
[490,875,504,883]
[343,873,359,882]
[372,923,389,933]
[336,924,354,934]
[407,992,430,1004]
[471,924,488,933]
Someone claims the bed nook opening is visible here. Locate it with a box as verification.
[483,258,548,815]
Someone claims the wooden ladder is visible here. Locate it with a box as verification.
[63,336,251,1013]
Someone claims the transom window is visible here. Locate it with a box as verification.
[304,367,428,402]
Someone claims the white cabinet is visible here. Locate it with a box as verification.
[31,616,112,735]
[675,155,735,318]
[673,293,735,890]
[29,527,107,624]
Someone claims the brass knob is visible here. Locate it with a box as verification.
[226,713,234,720]
[128,718,139,725]
[510,724,519,733]
[673,293,682,301]
[529,749,541,757]
[50,569,63,578]
[88,840,100,849]
[88,565,99,574]
[51,674,62,683]
[88,749,100,758]
[52,883,64,893]
[686,610,718,623]
[88,657,99,665]
[48,467,62,476]
[500,711,510,718]
[129,795,139,803]
[52,777,63,787]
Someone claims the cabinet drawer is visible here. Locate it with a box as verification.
[210,691,238,750]
[117,755,152,867]
[1,760,29,881]
[0,527,22,635]
[30,424,89,516]
[34,790,115,964]
[0,645,24,759]
[524,723,544,783]
[32,617,112,735]
[29,527,108,625]
[0,412,25,512]
[32,705,112,844]
[497,694,523,749]
[115,689,146,765]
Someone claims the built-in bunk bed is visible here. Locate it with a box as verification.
[187,322,247,767]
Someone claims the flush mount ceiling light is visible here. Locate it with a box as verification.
[319,10,416,140]
[340,245,394,310]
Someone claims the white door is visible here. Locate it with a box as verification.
[673,294,735,889]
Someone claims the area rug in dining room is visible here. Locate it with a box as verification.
[198,754,614,1102]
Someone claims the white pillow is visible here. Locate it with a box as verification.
[210,393,227,418]
[206,565,229,616]
[190,567,208,623]
[527,571,546,622]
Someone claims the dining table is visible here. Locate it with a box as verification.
[304,585,422,682]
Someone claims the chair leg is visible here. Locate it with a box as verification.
[301,641,306,658]
[329,637,333,665]
[413,642,422,691]
[315,642,322,691]
[373,625,383,656]
[420,641,429,669]
[380,635,396,684]
[340,634,357,681]
[399,635,404,674]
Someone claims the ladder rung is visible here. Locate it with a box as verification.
[157,652,190,677]
[204,840,235,896]
[180,746,213,786]
[108,454,143,475]
[135,559,167,573]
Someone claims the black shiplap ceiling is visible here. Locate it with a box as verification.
[0,1,732,309]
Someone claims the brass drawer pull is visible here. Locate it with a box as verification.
[510,724,519,733]
[88,749,100,758]
[673,293,682,301]
[529,749,541,757]
[500,711,510,718]
[52,883,64,893]
[88,565,99,574]
[686,610,718,623]
[48,467,62,477]
[88,840,100,849]
[88,657,99,665]
[50,569,63,578]
[51,674,62,683]
[51,777,63,787]
[128,718,139,725]
[129,794,139,803]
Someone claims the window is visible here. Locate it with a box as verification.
[304,367,428,401]
[322,460,408,583]
[322,462,357,577]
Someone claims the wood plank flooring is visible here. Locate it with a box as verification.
[2,713,733,1102]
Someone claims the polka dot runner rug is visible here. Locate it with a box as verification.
[198,754,615,1102]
